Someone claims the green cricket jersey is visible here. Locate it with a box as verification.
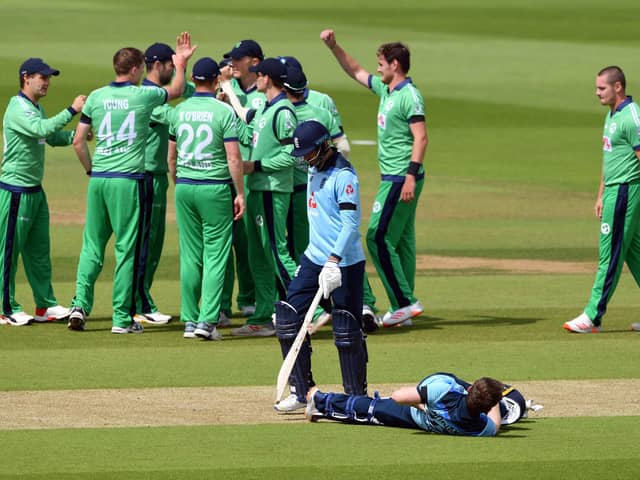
[305,88,344,130]
[369,75,425,176]
[231,78,266,160]
[248,92,297,193]
[169,93,239,181]
[143,80,195,174]
[1,93,75,186]
[291,100,340,186]
[81,81,167,173]
[601,96,640,186]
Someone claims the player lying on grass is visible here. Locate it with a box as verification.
[305,372,541,436]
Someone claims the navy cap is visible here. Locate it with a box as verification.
[192,57,220,81]
[219,57,232,69]
[144,43,175,63]
[224,40,264,60]
[249,58,287,80]
[284,67,307,92]
[19,58,59,77]
[291,121,331,157]
[278,56,303,73]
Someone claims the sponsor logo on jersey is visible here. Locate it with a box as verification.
[308,192,317,208]
[609,122,616,134]
[252,131,259,147]
[372,201,381,213]
[602,136,612,152]
[377,113,386,129]
[256,214,264,227]
[601,223,611,235]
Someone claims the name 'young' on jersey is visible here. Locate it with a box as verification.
[601,96,640,186]
[81,82,167,173]
[305,156,365,267]
[369,75,425,177]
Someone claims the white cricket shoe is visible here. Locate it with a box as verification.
[2,311,33,326]
[563,313,600,333]
[382,301,423,327]
[111,321,144,334]
[183,321,197,338]
[134,311,171,325]
[632,323,640,332]
[34,305,70,322]
[274,393,306,413]
[194,322,223,340]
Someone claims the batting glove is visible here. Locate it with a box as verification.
[319,260,341,299]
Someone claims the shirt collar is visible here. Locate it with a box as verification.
[390,77,413,92]
[142,78,160,87]
[109,81,134,87]
[613,96,633,114]
[17,91,38,108]
[192,92,215,97]
[265,92,287,109]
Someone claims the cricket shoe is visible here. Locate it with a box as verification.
[183,321,197,339]
[273,393,306,413]
[381,301,424,327]
[2,311,34,326]
[67,307,86,331]
[34,305,70,322]
[240,305,256,316]
[304,387,323,422]
[308,312,331,335]
[111,321,144,334]
[563,313,601,333]
[362,304,379,333]
[134,311,171,325]
[631,323,640,332]
[217,311,231,328]
[230,323,276,337]
[194,322,222,340]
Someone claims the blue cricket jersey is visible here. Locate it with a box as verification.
[304,155,365,267]
[410,373,497,436]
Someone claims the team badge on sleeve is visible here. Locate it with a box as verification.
[345,184,354,195]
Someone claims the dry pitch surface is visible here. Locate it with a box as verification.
[1,380,639,430]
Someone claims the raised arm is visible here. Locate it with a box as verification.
[164,32,197,100]
[320,29,370,87]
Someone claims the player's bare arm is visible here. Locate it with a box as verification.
[167,140,178,184]
[390,386,422,407]
[224,141,245,220]
[164,32,197,100]
[72,122,92,173]
[400,121,428,202]
[320,29,369,87]
[486,402,502,433]
[594,175,605,218]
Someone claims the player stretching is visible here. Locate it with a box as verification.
[321,29,428,328]
[564,66,640,333]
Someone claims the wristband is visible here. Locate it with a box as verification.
[407,161,421,176]
[86,170,92,176]
[253,161,262,172]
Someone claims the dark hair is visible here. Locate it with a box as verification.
[377,42,410,73]
[598,65,626,90]
[113,48,145,76]
[466,377,503,417]
[271,77,285,89]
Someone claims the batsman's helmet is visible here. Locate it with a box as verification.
[291,121,330,157]
[499,386,527,425]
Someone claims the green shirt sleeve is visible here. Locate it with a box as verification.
[260,107,297,171]
[10,101,73,138]
[46,129,74,147]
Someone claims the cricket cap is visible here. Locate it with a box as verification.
[224,40,264,60]
[144,43,175,63]
[192,57,220,81]
[284,67,307,92]
[19,58,59,77]
[278,56,303,73]
[249,58,287,80]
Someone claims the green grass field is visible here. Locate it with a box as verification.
[1,0,639,478]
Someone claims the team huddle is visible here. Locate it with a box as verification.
[2,28,635,436]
